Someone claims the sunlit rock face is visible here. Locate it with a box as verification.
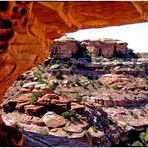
[82,39,128,58]
[0,2,48,99]
[50,36,78,59]
[0,1,147,99]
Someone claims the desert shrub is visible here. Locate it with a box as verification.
[48,82,58,91]
[48,61,55,68]
[62,110,77,119]
[54,71,63,80]
[33,71,45,84]
[131,141,143,147]
[103,66,110,71]
[74,92,81,100]
[128,129,148,147]
[139,129,148,146]
[94,56,103,62]
[30,91,43,105]
[19,80,24,87]
[64,61,72,69]
[56,60,60,64]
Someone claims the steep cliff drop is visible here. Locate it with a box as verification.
[0,1,148,146]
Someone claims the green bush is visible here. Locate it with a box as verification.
[139,129,148,146]
[33,71,45,84]
[48,61,54,68]
[48,59,60,67]
[56,60,60,64]
[64,61,72,69]
[48,82,58,91]
[103,66,110,71]
[74,92,81,100]
[54,71,63,80]
[131,141,143,147]
[30,91,43,105]
[19,80,24,87]
[128,129,148,147]
[94,56,104,62]
[62,110,77,119]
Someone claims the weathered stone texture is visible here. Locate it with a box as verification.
[82,39,128,58]
[0,1,147,99]
[51,36,78,59]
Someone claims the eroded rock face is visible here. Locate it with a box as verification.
[0,1,48,100]
[82,39,128,58]
[51,36,78,59]
[0,1,148,100]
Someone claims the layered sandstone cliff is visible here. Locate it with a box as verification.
[82,39,128,58]
[50,37,128,59]
[0,1,148,99]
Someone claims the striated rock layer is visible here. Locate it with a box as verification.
[0,1,148,99]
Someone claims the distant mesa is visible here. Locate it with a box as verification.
[50,35,128,59]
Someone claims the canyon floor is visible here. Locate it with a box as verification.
[0,55,148,147]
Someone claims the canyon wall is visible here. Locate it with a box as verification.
[50,36,78,59]
[82,39,128,58]
[50,37,128,59]
[0,1,148,99]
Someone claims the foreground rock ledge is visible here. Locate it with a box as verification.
[0,1,148,99]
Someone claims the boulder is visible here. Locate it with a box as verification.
[37,94,51,105]
[34,84,47,90]
[16,102,30,112]
[49,128,68,138]
[24,105,45,116]
[88,127,110,145]
[71,103,85,113]
[51,99,71,114]
[49,64,60,70]
[14,95,30,103]
[43,111,66,128]
[63,122,84,134]
[20,88,31,94]
[22,82,37,90]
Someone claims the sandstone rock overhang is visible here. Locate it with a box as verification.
[0,1,148,99]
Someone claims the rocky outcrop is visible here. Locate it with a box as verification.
[51,37,128,59]
[0,1,148,99]
[51,36,78,59]
[82,39,128,58]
